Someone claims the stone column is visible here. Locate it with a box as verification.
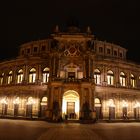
[102,65,107,86]
[116,67,120,87]
[23,65,28,83]
[85,56,89,78]
[13,67,17,84]
[59,87,62,117]
[80,87,84,118]
[53,56,55,76]
[83,58,86,78]
[38,64,42,83]
[46,87,53,119]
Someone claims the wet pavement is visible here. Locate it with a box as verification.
[0,119,140,140]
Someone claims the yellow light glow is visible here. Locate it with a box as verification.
[122,100,128,107]
[26,97,36,105]
[134,102,140,108]
[0,98,8,104]
[62,90,79,119]
[108,99,115,107]
[13,97,20,104]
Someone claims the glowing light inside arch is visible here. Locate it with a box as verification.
[62,90,79,119]
[108,99,115,107]
[13,97,20,104]
[122,100,128,107]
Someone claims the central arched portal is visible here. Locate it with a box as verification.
[62,90,80,119]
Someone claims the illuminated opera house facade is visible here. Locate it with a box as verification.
[0,25,140,121]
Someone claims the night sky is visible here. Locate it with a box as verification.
[1,0,140,63]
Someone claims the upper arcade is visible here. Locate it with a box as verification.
[18,25,127,60]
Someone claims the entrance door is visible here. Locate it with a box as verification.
[67,102,75,119]
[26,104,32,118]
[14,104,19,116]
[95,107,102,120]
[109,107,115,120]
[123,107,127,119]
[134,108,140,119]
[62,90,79,119]
[2,104,7,116]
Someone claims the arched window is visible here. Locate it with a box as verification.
[27,97,35,105]
[29,68,36,83]
[130,74,135,88]
[0,73,4,85]
[8,71,13,84]
[94,69,101,84]
[122,100,128,107]
[41,97,47,105]
[17,69,23,83]
[13,97,20,104]
[108,99,115,107]
[120,72,126,87]
[95,98,101,107]
[107,70,114,85]
[42,67,49,83]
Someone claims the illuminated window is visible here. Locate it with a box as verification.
[122,100,128,107]
[27,97,35,105]
[42,67,49,83]
[120,72,126,86]
[8,71,13,84]
[0,97,8,104]
[107,70,114,85]
[0,73,4,85]
[41,97,48,105]
[130,74,135,88]
[17,69,23,83]
[29,68,36,83]
[95,98,101,107]
[13,97,20,104]
[108,99,115,107]
[94,69,101,84]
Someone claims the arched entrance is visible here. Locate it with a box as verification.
[95,98,102,120]
[122,100,128,119]
[62,90,79,119]
[40,97,47,118]
[108,99,115,120]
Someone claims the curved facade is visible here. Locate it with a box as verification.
[0,25,140,121]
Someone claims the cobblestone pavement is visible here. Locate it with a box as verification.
[0,119,140,140]
[38,124,103,140]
